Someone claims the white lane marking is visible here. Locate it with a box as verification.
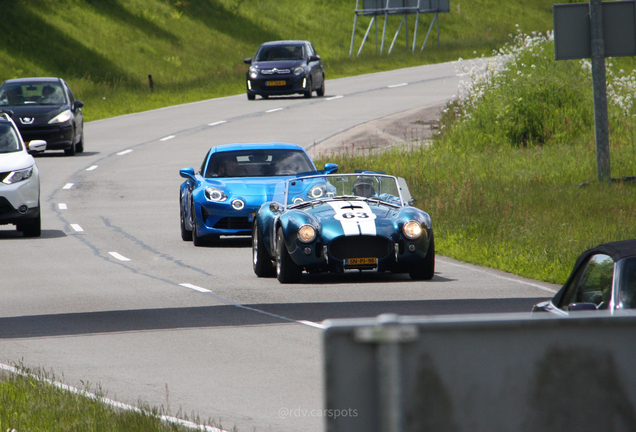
[58,203,67,210]
[388,83,408,88]
[180,283,323,329]
[70,224,84,232]
[437,257,559,294]
[63,183,74,189]
[326,95,343,100]
[117,149,133,155]
[208,120,227,126]
[160,135,175,141]
[108,252,131,261]
[299,320,326,329]
[86,165,98,171]
[180,283,211,293]
[0,363,227,432]
[265,108,283,113]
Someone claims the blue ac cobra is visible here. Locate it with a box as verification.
[252,172,435,283]
[179,143,337,246]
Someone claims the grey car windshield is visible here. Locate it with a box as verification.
[0,82,66,106]
[255,45,305,62]
[0,124,22,153]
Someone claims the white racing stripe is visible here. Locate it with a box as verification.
[327,201,376,236]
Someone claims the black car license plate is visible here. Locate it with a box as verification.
[266,80,286,86]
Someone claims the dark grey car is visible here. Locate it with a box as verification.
[244,40,325,100]
[0,77,84,156]
[533,239,636,315]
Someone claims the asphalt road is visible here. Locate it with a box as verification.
[0,61,559,432]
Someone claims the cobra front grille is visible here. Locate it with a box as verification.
[213,217,252,230]
[329,236,392,260]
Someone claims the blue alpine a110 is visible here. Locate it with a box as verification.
[252,173,435,283]
[179,142,337,246]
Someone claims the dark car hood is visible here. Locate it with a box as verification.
[252,60,304,69]
[7,105,68,127]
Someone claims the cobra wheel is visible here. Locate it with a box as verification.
[180,194,192,241]
[276,227,302,283]
[409,233,435,280]
[253,221,275,277]
[304,77,313,98]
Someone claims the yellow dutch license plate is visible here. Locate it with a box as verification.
[346,257,377,267]
[266,80,286,86]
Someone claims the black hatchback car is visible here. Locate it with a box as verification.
[0,77,84,156]
[244,40,325,100]
[533,239,636,315]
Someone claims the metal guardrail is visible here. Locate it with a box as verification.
[323,311,636,432]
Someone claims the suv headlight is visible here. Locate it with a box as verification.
[2,166,34,184]
[293,66,304,76]
[249,67,259,79]
[403,221,423,240]
[205,187,227,202]
[48,110,72,124]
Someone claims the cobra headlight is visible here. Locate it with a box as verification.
[293,66,304,76]
[48,109,72,124]
[249,67,259,79]
[297,225,316,243]
[403,221,423,240]
[308,186,324,199]
[205,187,227,202]
[2,166,33,184]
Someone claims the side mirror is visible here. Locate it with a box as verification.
[74,100,84,110]
[244,58,252,65]
[568,302,598,312]
[27,140,47,152]
[309,55,321,62]
[323,163,338,174]
[179,167,196,181]
[269,202,281,213]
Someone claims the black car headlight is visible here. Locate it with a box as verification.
[48,109,72,124]
[293,66,304,76]
[403,221,423,240]
[297,225,316,243]
[249,67,259,79]
[205,187,227,202]
[2,166,33,184]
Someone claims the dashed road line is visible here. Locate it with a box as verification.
[388,83,408,88]
[326,95,343,100]
[58,203,67,210]
[70,224,84,232]
[63,183,74,189]
[265,108,283,113]
[117,149,133,155]
[86,165,98,171]
[108,252,131,261]
[160,135,175,141]
[208,120,227,126]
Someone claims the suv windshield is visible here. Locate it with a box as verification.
[0,82,66,106]
[0,123,22,153]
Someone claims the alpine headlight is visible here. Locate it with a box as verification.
[293,66,304,76]
[249,67,259,79]
[308,186,324,199]
[298,225,316,243]
[403,221,423,240]
[205,187,227,202]
[48,110,72,124]
[2,166,33,184]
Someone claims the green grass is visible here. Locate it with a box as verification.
[315,31,636,285]
[0,0,555,121]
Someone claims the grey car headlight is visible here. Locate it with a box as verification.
[2,166,33,184]
[403,221,423,240]
[249,67,259,79]
[205,187,227,202]
[48,110,72,124]
[293,66,304,76]
[298,225,316,243]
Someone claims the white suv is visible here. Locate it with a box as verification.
[0,110,46,237]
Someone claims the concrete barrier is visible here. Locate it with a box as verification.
[323,312,636,432]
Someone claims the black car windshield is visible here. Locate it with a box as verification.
[205,149,314,178]
[0,82,66,106]
[254,44,305,62]
[0,123,22,153]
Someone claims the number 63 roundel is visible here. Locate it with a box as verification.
[328,201,377,236]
